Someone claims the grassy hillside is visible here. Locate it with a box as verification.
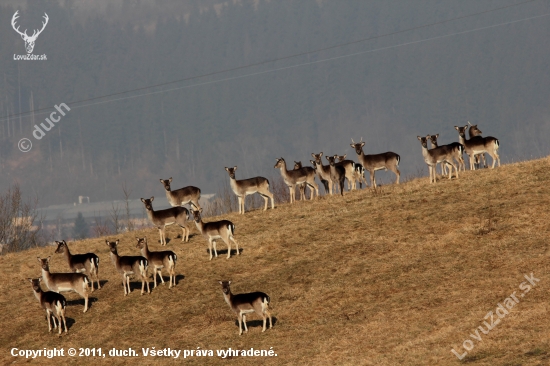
[1,158,549,365]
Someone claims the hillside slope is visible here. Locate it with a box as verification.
[1,158,549,365]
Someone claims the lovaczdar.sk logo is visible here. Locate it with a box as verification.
[12,10,48,61]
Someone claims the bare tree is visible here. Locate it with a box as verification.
[122,182,134,232]
[0,183,42,252]
[92,211,111,237]
[110,202,122,234]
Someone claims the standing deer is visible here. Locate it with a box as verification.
[54,240,100,292]
[136,237,177,288]
[192,207,239,260]
[28,278,68,334]
[293,161,308,201]
[335,155,356,190]
[350,138,400,188]
[326,155,346,195]
[354,163,368,189]
[37,257,89,313]
[218,280,272,335]
[428,134,465,174]
[455,124,500,170]
[141,197,190,245]
[417,135,460,183]
[467,122,487,169]
[160,178,201,210]
[274,157,319,203]
[106,240,150,296]
[311,152,334,194]
[224,166,274,214]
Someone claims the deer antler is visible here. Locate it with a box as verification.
[30,13,49,40]
[467,121,472,126]
[351,138,355,144]
[11,11,28,37]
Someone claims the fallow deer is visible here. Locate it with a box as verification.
[135,237,177,288]
[224,166,274,214]
[293,161,308,201]
[455,124,500,170]
[106,240,150,296]
[160,178,201,210]
[274,157,319,203]
[467,122,486,169]
[417,135,459,183]
[28,277,67,334]
[335,155,356,190]
[141,197,190,245]
[54,240,100,292]
[354,163,368,189]
[311,152,335,194]
[350,138,400,188]
[428,134,465,174]
[37,256,89,313]
[218,280,272,335]
[325,155,346,195]
[192,207,239,260]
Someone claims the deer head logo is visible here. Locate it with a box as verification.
[11,11,49,54]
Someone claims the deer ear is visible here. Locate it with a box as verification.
[311,153,316,158]
[342,154,347,159]
[228,280,232,285]
[454,126,459,130]
[224,167,229,171]
[417,136,422,140]
[360,142,365,147]
[150,196,154,202]
[115,239,119,244]
[141,198,146,203]
[436,134,439,138]
[218,280,223,285]
[37,257,41,263]
[169,177,172,182]
[159,179,164,183]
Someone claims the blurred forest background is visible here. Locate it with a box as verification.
[1,0,549,207]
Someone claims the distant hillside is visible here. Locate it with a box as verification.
[1,157,549,365]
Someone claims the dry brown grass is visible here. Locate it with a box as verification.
[1,157,550,365]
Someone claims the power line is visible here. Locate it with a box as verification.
[2,0,540,122]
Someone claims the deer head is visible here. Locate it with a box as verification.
[12,11,49,54]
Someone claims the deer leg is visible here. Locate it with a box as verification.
[157,268,164,286]
[213,240,218,258]
[238,314,243,335]
[242,313,248,333]
[230,235,239,256]
[262,195,268,210]
[158,227,165,245]
[46,310,53,332]
[95,267,101,290]
[208,239,214,260]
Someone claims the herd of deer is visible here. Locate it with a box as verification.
[27,123,499,336]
